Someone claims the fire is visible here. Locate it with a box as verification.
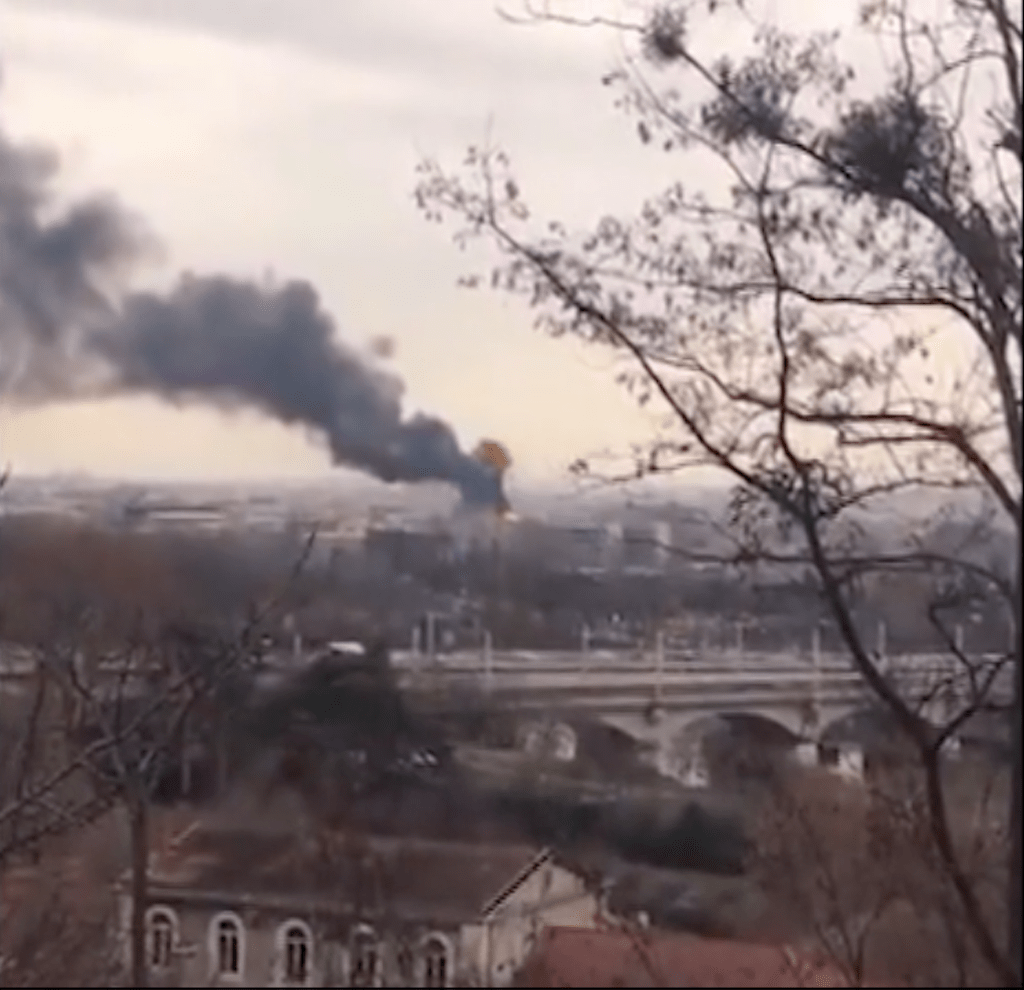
[473,439,512,473]
[473,439,513,516]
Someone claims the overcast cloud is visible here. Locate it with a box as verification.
[0,0,858,487]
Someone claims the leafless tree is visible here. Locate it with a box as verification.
[415,0,1021,983]
[752,762,1009,985]
[0,524,316,987]
[0,817,124,988]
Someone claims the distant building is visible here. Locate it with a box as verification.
[126,503,230,533]
[544,525,618,572]
[618,522,672,573]
[121,818,600,987]
[364,528,454,576]
[411,610,483,655]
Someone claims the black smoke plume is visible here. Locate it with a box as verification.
[0,87,504,509]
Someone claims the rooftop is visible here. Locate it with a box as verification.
[146,818,553,924]
[514,926,864,988]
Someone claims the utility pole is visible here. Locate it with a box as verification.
[483,629,493,696]
[655,629,665,705]
[426,612,436,663]
[812,623,823,717]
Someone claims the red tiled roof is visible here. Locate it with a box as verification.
[515,926,860,988]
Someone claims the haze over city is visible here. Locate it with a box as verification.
[0,2,1018,988]
[0,0,688,486]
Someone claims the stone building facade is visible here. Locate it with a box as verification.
[119,821,599,987]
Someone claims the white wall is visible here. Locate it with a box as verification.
[465,860,598,987]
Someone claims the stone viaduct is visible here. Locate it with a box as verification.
[394,643,1011,783]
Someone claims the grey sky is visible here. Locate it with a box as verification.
[0,0,859,487]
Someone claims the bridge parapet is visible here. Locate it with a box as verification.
[396,646,1013,746]
[885,653,1013,706]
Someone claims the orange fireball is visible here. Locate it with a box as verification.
[473,439,512,473]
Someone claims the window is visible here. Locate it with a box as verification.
[147,908,177,971]
[422,935,450,989]
[209,913,244,980]
[279,922,312,986]
[349,927,379,988]
[217,918,240,975]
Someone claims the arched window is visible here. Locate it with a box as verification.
[348,925,379,988]
[208,912,245,980]
[421,934,452,989]
[276,920,313,986]
[146,907,178,971]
